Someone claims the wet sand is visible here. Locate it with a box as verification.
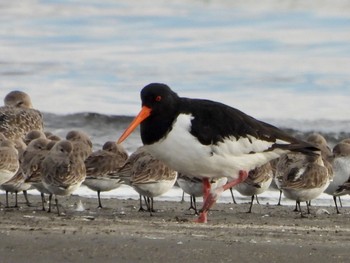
[0,193,349,263]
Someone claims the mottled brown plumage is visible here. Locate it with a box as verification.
[83,141,128,208]
[115,146,177,214]
[235,162,273,212]
[0,139,19,185]
[41,140,86,215]
[0,91,43,141]
[66,130,92,161]
[22,138,52,210]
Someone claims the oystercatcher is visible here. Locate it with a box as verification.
[118,83,319,223]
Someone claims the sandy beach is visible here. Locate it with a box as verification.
[0,193,349,263]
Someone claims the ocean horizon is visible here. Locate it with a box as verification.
[1,0,350,120]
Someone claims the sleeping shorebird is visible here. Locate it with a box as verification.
[1,170,32,208]
[0,139,20,186]
[117,83,319,222]
[0,91,44,141]
[24,130,46,145]
[275,150,331,217]
[41,140,86,215]
[324,142,350,213]
[83,141,128,208]
[115,146,177,216]
[0,135,31,208]
[234,162,273,213]
[66,130,93,161]
[22,138,52,211]
[271,133,333,211]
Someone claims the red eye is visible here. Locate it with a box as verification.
[155,95,162,102]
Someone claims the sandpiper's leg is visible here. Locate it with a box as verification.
[333,196,340,214]
[255,195,260,205]
[14,191,18,208]
[41,193,46,211]
[247,195,255,213]
[180,191,185,203]
[229,188,237,204]
[97,190,103,208]
[338,196,343,208]
[293,201,299,212]
[23,190,31,207]
[277,190,282,206]
[5,191,9,208]
[55,196,60,216]
[297,201,307,218]
[306,201,311,214]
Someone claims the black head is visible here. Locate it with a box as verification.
[140,83,180,116]
[118,83,180,145]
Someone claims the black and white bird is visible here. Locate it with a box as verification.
[117,83,319,223]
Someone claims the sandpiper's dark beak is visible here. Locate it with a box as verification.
[117,106,151,144]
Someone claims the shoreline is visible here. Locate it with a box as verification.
[0,194,349,263]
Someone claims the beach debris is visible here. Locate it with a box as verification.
[316,208,330,215]
[75,200,85,212]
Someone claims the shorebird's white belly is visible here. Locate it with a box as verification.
[132,178,176,198]
[83,178,122,192]
[324,157,350,195]
[177,178,203,197]
[43,181,83,196]
[177,177,227,197]
[32,182,52,195]
[235,177,273,197]
[146,114,286,179]
[282,180,330,202]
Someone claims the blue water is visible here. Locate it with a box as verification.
[1,0,350,120]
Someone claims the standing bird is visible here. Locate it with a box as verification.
[0,137,31,208]
[0,91,44,141]
[83,141,128,208]
[66,130,93,161]
[0,139,19,186]
[41,140,86,215]
[234,162,273,213]
[324,142,350,213]
[117,83,319,223]
[275,151,330,217]
[115,146,177,216]
[22,138,52,210]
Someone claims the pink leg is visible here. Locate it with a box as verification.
[194,171,248,223]
[202,178,211,201]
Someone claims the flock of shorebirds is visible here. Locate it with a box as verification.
[0,86,350,223]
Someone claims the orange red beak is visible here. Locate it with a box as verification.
[117,106,152,144]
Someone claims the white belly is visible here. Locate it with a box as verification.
[235,177,272,196]
[282,180,330,202]
[83,178,122,192]
[132,178,176,198]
